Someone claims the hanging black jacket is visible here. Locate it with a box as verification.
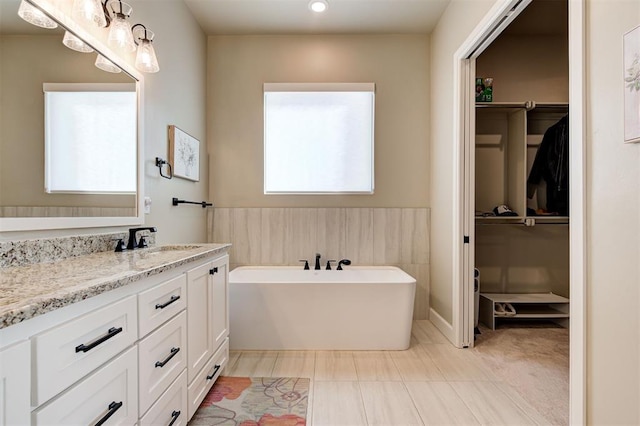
[527,115,569,215]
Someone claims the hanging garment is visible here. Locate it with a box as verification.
[527,115,569,215]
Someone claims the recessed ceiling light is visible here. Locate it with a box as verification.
[309,0,328,13]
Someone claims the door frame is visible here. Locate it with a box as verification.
[452,0,586,424]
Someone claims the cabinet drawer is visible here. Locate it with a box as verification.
[33,346,138,426]
[33,296,137,406]
[139,370,187,426]
[187,337,228,420]
[138,274,186,338]
[139,311,187,415]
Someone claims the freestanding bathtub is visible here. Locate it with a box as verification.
[229,266,416,350]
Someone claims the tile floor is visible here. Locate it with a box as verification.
[224,320,557,426]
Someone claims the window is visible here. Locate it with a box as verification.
[264,83,375,194]
[44,83,136,194]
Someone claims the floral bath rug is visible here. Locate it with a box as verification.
[189,376,309,426]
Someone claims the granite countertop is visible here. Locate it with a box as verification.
[0,243,231,329]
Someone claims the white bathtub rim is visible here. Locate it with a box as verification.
[229,265,417,284]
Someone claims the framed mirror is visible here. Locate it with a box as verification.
[0,0,144,232]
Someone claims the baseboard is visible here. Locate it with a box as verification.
[429,307,455,344]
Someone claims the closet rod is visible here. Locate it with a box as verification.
[476,101,568,111]
[475,221,569,226]
[476,101,534,110]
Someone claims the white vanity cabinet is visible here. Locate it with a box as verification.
[0,340,30,425]
[186,254,229,420]
[0,248,229,426]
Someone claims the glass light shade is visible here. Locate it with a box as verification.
[63,31,94,53]
[95,54,122,73]
[17,0,58,29]
[135,40,159,73]
[107,15,135,52]
[71,0,107,27]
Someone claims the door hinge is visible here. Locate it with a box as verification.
[464,236,470,244]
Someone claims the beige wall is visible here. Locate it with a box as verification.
[586,0,640,423]
[431,0,640,422]
[133,0,208,244]
[0,35,134,211]
[476,35,569,102]
[210,207,431,319]
[429,0,499,324]
[0,0,209,243]
[207,34,430,208]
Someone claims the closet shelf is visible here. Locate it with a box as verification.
[476,101,569,110]
[475,216,569,225]
[479,292,570,330]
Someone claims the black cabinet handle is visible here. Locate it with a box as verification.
[168,410,181,426]
[209,267,218,275]
[155,347,180,368]
[95,401,123,426]
[155,295,180,310]
[75,327,123,353]
[206,364,221,380]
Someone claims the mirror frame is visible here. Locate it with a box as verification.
[0,0,145,232]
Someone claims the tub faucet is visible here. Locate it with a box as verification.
[337,259,351,270]
[315,253,321,270]
[126,226,157,250]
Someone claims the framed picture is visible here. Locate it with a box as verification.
[169,125,200,181]
[624,25,640,143]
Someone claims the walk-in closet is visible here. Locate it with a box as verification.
[474,0,570,330]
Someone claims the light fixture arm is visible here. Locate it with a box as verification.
[111,0,125,17]
[100,0,112,26]
[131,23,150,44]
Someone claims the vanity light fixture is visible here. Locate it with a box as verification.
[17,0,58,29]
[107,0,136,52]
[132,24,159,73]
[95,54,122,73]
[71,0,108,27]
[62,31,94,53]
[309,0,328,13]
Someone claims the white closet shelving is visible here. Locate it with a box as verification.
[475,101,569,224]
[475,101,570,328]
[479,292,570,330]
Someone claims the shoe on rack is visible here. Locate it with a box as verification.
[494,303,507,316]
[504,303,517,316]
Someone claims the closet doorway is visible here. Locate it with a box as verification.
[453,0,585,423]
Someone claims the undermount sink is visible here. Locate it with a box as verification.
[138,245,203,255]
[156,245,203,251]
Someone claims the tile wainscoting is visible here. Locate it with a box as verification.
[208,207,430,319]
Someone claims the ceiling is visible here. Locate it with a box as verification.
[182,0,452,35]
[503,0,567,36]
[0,0,567,39]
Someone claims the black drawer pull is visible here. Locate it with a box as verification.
[95,401,123,426]
[155,347,180,368]
[75,327,123,353]
[206,364,221,380]
[168,410,181,426]
[155,295,180,310]
[209,267,218,275]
